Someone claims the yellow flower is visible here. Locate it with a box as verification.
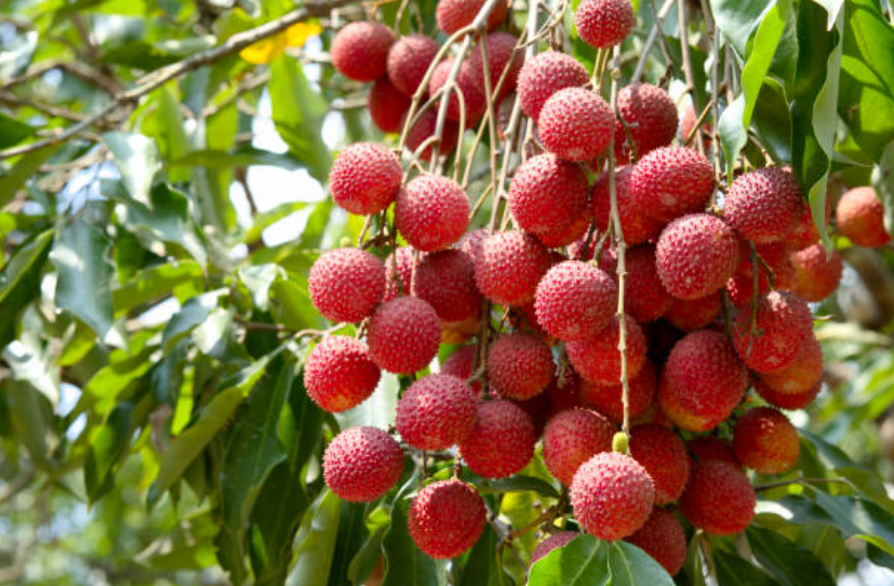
[239,21,321,64]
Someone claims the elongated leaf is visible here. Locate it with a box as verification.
[746,527,835,586]
[2,337,59,406]
[381,476,443,586]
[85,401,134,502]
[2,380,53,469]
[239,264,285,312]
[0,230,52,348]
[270,276,320,331]
[713,550,779,586]
[458,525,503,586]
[286,490,343,586]
[710,0,775,56]
[607,541,674,586]
[328,502,370,586]
[528,534,610,586]
[162,289,227,350]
[243,202,307,245]
[0,112,35,149]
[112,259,203,316]
[168,146,306,170]
[751,79,793,163]
[478,475,560,499]
[104,131,161,207]
[0,145,59,209]
[335,372,399,431]
[873,141,894,236]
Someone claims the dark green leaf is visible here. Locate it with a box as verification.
[710,0,775,56]
[112,259,204,316]
[713,549,780,586]
[84,401,134,502]
[477,475,560,499]
[751,79,793,163]
[161,289,227,350]
[458,524,503,586]
[328,502,370,586]
[103,131,161,207]
[381,476,443,586]
[873,141,894,236]
[0,112,35,149]
[0,230,53,348]
[285,489,343,586]
[528,534,610,586]
[270,276,321,331]
[746,526,835,586]
[608,541,674,586]
[1,380,53,469]
[0,145,60,209]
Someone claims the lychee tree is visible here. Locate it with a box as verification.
[1,0,894,585]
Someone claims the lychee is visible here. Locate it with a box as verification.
[726,241,796,307]
[566,317,647,385]
[367,297,441,374]
[395,174,470,252]
[537,209,593,248]
[508,154,590,238]
[592,166,663,246]
[408,479,486,559]
[575,0,635,48]
[580,359,657,424]
[474,230,552,306]
[412,249,481,322]
[538,87,615,162]
[724,167,803,243]
[754,379,821,411]
[629,146,715,222]
[836,186,891,247]
[731,291,814,373]
[534,260,617,342]
[467,32,523,98]
[456,228,488,263]
[428,58,486,123]
[517,51,590,120]
[629,424,690,504]
[759,333,823,394]
[383,247,416,302]
[487,332,555,399]
[436,0,508,35]
[329,142,402,216]
[531,532,579,565]
[733,406,800,474]
[544,372,583,414]
[615,83,678,162]
[603,245,674,323]
[331,21,395,82]
[542,408,614,485]
[663,292,722,331]
[655,213,739,300]
[396,374,478,450]
[680,460,755,535]
[404,108,460,161]
[460,400,536,478]
[309,248,385,323]
[368,76,411,134]
[625,507,687,576]
[441,344,479,386]
[790,243,843,302]
[304,336,381,413]
[687,436,739,466]
[787,197,830,250]
[387,34,440,96]
[323,427,403,502]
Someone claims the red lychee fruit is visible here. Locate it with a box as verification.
[467,32,523,98]
[754,379,821,411]
[663,292,722,331]
[629,146,715,222]
[403,108,460,161]
[329,142,402,216]
[531,532,579,565]
[655,213,739,300]
[440,344,479,388]
[625,507,687,576]
[602,245,674,323]
[395,174,470,252]
[680,460,755,535]
[726,241,796,307]
[487,332,555,399]
[790,243,843,302]
[456,228,488,263]
[615,83,678,163]
[383,247,416,302]
[629,424,690,504]
[508,154,589,239]
[543,408,615,485]
[534,260,617,342]
[429,58,487,124]
[567,317,647,385]
[323,426,403,502]
[460,400,536,478]
[733,406,800,474]
[592,166,664,246]
[387,34,440,96]
[575,0,636,49]
[759,333,823,394]
[538,87,615,162]
[474,230,552,306]
[309,248,385,323]
[731,291,814,373]
[436,0,508,35]
[304,336,381,413]
[659,330,749,431]
[367,297,441,373]
[331,21,395,82]
[571,451,655,541]
[537,209,593,248]
[544,371,583,414]
[836,186,891,247]
[724,167,803,243]
[368,76,411,134]
[408,479,486,559]
[580,359,657,424]
[412,250,481,322]
[687,436,739,466]
[396,373,478,450]
[788,197,831,250]
[517,51,590,120]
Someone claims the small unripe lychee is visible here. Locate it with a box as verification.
[575,0,635,49]
[534,260,617,342]
[731,291,814,373]
[329,142,402,216]
[304,336,381,413]
[396,374,478,450]
[790,243,843,302]
[517,51,590,120]
[368,76,411,134]
[395,175,470,252]
[655,213,739,300]
[508,154,589,239]
[404,108,460,161]
[487,332,555,399]
[408,479,486,559]
[331,21,395,81]
[592,166,663,246]
[429,58,486,124]
[531,532,579,565]
[580,360,657,424]
[629,424,690,505]
[680,460,755,535]
[412,249,481,323]
[543,408,614,485]
[663,292,722,331]
[687,436,739,466]
[436,0,508,35]
[309,248,385,323]
[759,333,823,394]
[754,379,821,411]
[323,427,403,502]
[387,34,440,96]
[367,297,441,374]
[724,167,803,243]
[538,88,615,162]
[615,83,678,163]
[474,230,552,306]
[836,186,891,247]
[625,507,687,576]
[629,147,715,222]
[460,400,536,478]
[566,317,647,385]
[733,406,800,474]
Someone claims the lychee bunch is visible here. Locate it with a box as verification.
[629,146,715,222]
[534,260,617,342]
[733,406,800,474]
[367,297,441,374]
[309,248,385,323]
[331,21,395,81]
[304,336,381,413]
[474,230,552,306]
[329,143,402,216]
[566,317,647,385]
[395,174,470,252]
[680,460,756,535]
[723,167,803,243]
[460,400,536,478]
[517,51,590,120]
[625,507,687,576]
[655,213,739,300]
[615,83,678,162]
[413,249,481,322]
[487,332,555,399]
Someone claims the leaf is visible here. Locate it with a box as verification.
[458,525,504,586]
[683,534,708,586]
[285,490,343,586]
[168,146,306,170]
[334,372,400,431]
[328,502,370,586]
[751,79,793,163]
[0,30,37,80]
[243,202,307,245]
[381,476,443,586]
[2,380,53,469]
[746,526,836,586]
[713,550,780,586]
[710,0,776,56]
[0,145,60,209]
[607,541,675,586]
[161,289,227,350]
[112,259,204,316]
[103,131,161,207]
[0,230,52,348]
[239,264,285,312]
[270,276,320,331]
[50,218,123,347]
[2,337,59,406]
[528,534,610,586]
[872,141,894,236]
[84,401,134,502]
[477,475,560,499]
[0,112,35,149]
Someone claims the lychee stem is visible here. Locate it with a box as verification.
[632,0,676,83]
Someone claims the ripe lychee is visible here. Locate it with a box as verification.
[625,507,687,576]
[602,245,674,323]
[440,344,478,386]
[508,154,589,238]
[731,291,814,373]
[592,166,664,246]
[759,333,823,394]
[544,372,583,414]
[629,146,715,222]
[534,260,617,342]
[733,406,800,474]
[566,317,647,385]
[571,451,655,541]
[724,167,803,243]
[836,186,891,247]
[395,174,470,252]
[754,379,821,411]
[575,0,635,49]
[659,330,749,431]
[387,34,440,96]
[467,32,523,98]
[538,87,615,162]
[580,359,657,424]
[537,209,594,248]
[615,83,678,162]
[412,250,481,322]
[474,230,552,306]
[487,332,555,399]
[787,198,830,250]
[680,460,755,535]
[460,400,536,478]
[517,51,590,120]
[396,374,478,450]
[383,247,416,302]
[629,424,690,504]
[790,243,843,302]
[531,532,579,565]
[331,21,395,82]
[429,58,487,123]
[367,297,441,374]
[323,427,403,502]
[408,479,486,559]
[329,142,402,216]
[368,76,411,134]
[725,241,796,307]
[687,436,739,466]
[436,0,508,35]
[655,213,739,300]
[304,336,381,413]
[404,108,460,161]
[456,228,488,263]
[663,292,722,331]
[543,408,614,485]
[309,248,385,323]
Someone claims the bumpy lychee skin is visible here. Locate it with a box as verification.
[836,186,891,247]
[629,147,715,222]
[436,0,508,35]
[615,84,678,162]
[383,247,416,302]
[331,21,395,82]
[368,76,411,134]
[534,260,617,342]
[629,424,690,505]
[387,34,440,96]
[754,379,821,411]
[412,250,481,323]
[680,460,755,535]
[575,0,636,49]
[724,168,803,243]
[688,436,739,466]
[580,360,657,424]
[517,51,590,120]
[788,198,831,250]
[538,88,615,162]
[323,427,403,502]
[543,408,614,485]
[538,209,593,248]
[429,58,487,123]
[404,108,459,161]
[592,166,663,246]
[475,230,552,306]
[791,243,843,302]
[329,142,402,216]
[726,241,796,307]
[309,248,385,323]
[460,400,536,478]
[571,452,655,541]
[603,245,674,323]
[760,334,823,394]
[659,330,749,431]
[367,297,441,374]
[441,344,480,389]
[467,32,523,99]
[304,336,381,413]
[625,507,687,576]
[567,317,647,385]
[531,532,580,565]
[655,213,739,300]
[732,291,814,373]
[509,154,590,238]
[664,292,722,331]
[733,406,800,475]
[408,479,486,559]
[396,374,478,450]
[487,332,555,399]
[395,175,470,252]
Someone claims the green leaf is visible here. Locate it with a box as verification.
[458,524,503,586]
[750,79,793,163]
[162,289,227,350]
[477,475,560,499]
[0,112,35,149]
[168,146,307,170]
[285,490,343,586]
[683,534,708,586]
[528,534,610,586]
[103,131,161,207]
[328,502,370,586]
[710,0,775,56]
[243,202,307,245]
[0,145,60,210]
[0,230,53,348]
[334,372,399,431]
[101,40,183,70]
[2,334,59,405]
[347,522,388,586]
[239,264,285,312]
[746,526,836,586]
[270,276,320,331]
[713,549,780,586]
[607,541,674,586]
[381,476,443,586]
[1,379,53,469]
[112,259,204,316]
[873,140,894,236]
[84,401,134,502]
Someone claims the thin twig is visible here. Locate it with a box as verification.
[631,0,677,83]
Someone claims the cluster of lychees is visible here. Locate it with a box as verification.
[303,0,891,575]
